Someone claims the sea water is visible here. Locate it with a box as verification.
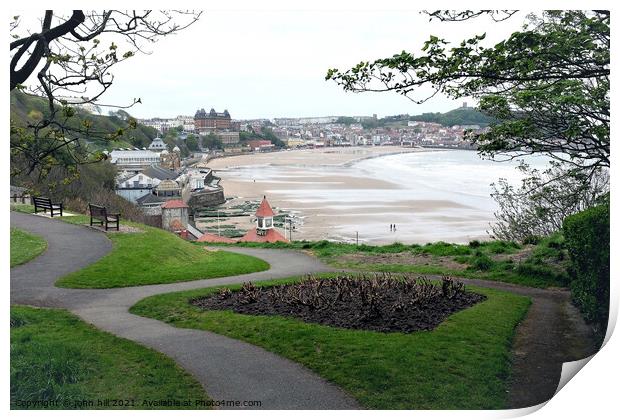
[220,149,551,244]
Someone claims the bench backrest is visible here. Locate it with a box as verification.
[89,204,108,218]
[32,196,53,206]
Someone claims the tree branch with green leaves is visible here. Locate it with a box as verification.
[326,10,609,169]
[9,10,201,178]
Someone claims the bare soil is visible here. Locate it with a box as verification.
[336,252,469,270]
[191,280,486,333]
[490,245,534,263]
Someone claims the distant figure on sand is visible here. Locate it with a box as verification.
[393,224,397,231]
[390,224,393,231]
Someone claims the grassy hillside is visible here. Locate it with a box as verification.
[211,238,569,288]
[10,90,158,151]
[409,107,495,127]
[56,215,269,288]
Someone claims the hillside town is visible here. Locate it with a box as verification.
[102,103,486,237]
[137,102,483,153]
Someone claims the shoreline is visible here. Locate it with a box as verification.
[207,146,433,170]
[198,148,506,245]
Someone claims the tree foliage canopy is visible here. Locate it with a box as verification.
[9,10,200,178]
[326,11,609,170]
[489,162,609,242]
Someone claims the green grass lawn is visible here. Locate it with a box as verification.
[130,275,531,409]
[10,203,35,214]
[10,305,209,409]
[336,261,563,289]
[57,215,270,288]
[11,228,47,267]
[214,238,568,288]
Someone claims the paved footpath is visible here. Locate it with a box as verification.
[10,211,597,409]
[10,212,358,409]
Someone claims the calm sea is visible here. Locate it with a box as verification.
[221,149,551,244]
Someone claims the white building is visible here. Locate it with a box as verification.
[177,115,195,132]
[109,149,160,172]
[148,137,167,152]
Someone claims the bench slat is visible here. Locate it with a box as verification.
[89,203,120,231]
[32,196,63,217]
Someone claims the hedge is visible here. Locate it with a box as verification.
[563,202,610,342]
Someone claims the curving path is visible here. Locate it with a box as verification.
[10,212,358,409]
[421,275,598,408]
[10,211,597,409]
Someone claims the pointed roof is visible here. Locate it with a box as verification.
[255,196,275,217]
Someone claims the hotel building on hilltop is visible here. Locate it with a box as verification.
[194,108,232,132]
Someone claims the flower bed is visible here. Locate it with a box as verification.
[191,273,485,333]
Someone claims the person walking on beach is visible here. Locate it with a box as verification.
[390,224,393,231]
[393,224,397,231]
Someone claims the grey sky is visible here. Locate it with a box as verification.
[22,10,527,120]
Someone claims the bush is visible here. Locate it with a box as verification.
[64,189,147,224]
[468,240,481,248]
[469,254,494,271]
[522,235,542,245]
[515,262,569,286]
[563,202,610,342]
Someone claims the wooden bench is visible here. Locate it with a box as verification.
[32,196,63,217]
[88,204,120,231]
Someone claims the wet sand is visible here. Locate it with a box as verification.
[208,146,425,169]
[201,147,539,244]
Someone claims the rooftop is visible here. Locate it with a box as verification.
[156,179,181,191]
[110,149,159,159]
[256,196,275,217]
[161,199,189,209]
[142,165,179,181]
[238,228,288,243]
[196,232,237,243]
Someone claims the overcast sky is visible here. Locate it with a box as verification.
[21,10,527,120]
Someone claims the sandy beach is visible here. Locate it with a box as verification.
[197,147,546,244]
[208,146,426,170]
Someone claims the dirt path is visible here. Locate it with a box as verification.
[433,276,598,408]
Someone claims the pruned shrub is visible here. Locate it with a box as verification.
[563,202,610,343]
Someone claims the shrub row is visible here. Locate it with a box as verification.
[563,202,610,343]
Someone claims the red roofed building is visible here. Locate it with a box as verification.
[248,140,274,152]
[193,196,289,244]
[161,199,189,235]
[239,196,289,243]
[161,199,188,209]
[255,196,275,218]
[238,228,288,243]
[196,232,237,243]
